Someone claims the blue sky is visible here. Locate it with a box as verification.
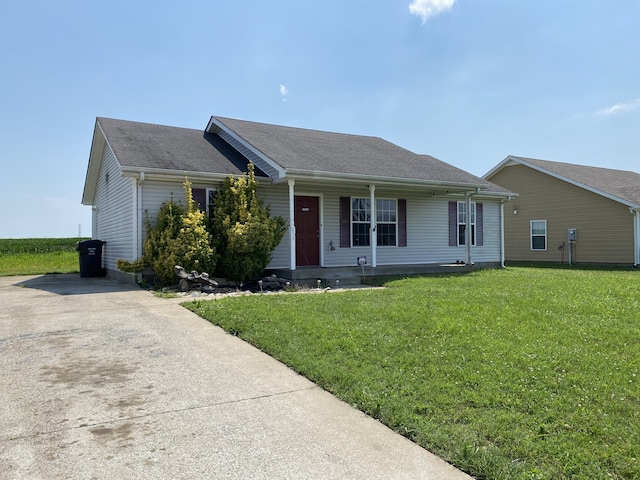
[1,0,638,238]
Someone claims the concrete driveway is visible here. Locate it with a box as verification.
[0,274,472,479]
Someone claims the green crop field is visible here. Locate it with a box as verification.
[0,238,88,276]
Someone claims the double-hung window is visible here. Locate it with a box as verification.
[352,198,371,246]
[351,198,397,247]
[376,199,397,246]
[457,201,476,246]
[531,220,547,250]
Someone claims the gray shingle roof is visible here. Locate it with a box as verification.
[416,155,513,195]
[511,156,640,206]
[214,116,510,192]
[97,117,259,176]
[94,116,512,195]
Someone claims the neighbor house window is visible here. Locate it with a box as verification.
[457,201,476,246]
[531,220,547,250]
[351,198,397,247]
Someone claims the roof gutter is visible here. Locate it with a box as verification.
[120,167,273,185]
[279,169,488,192]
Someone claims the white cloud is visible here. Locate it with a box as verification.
[409,0,456,24]
[595,98,640,116]
[279,84,289,102]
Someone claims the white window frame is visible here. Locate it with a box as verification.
[457,201,476,246]
[351,198,371,247]
[351,198,398,247]
[376,198,398,247]
[531,220,547,251]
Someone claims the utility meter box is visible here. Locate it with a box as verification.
[568,228,577,242]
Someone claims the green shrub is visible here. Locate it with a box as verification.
[117,178,216,287]
[171,178,217,277]
[210,162,286,283]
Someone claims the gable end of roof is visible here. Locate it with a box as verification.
[486,155,640,208]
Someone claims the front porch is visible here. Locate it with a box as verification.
[267,262,498,287]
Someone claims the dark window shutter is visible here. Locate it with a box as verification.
[476,202,483,246]
[448,201,457,246]
[340,197,351,248]
[192,188,207,212]
[398,199,407,247]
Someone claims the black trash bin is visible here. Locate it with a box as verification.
[76,240,106,277]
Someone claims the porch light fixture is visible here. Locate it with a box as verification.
[513,208,518,215]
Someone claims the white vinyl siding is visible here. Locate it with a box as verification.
[256,183,291,269]
[140,180,188,241]
[92,145,135,271]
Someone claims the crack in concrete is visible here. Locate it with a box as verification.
[2,385,319,441]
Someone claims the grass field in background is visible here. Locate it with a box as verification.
[186,268,640,480]
[0,238,87,276]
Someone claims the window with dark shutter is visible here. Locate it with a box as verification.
[341,197,406,248]
[476,202,483,246]
[340,197,351,248]
[449,201,457,246]
[398,199,407,247]
[449,200,483,246]
[192,188,207,213]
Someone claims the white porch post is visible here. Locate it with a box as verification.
[465,192,472,265]
[289,179,296,270]
[370,184,377,268]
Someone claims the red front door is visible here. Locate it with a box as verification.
[295,196,320,267]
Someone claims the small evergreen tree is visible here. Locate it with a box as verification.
[210,162,286,283]
[172,177,217,277]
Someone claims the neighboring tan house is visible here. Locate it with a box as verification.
[82,116,514,283]
[484,156,640,266]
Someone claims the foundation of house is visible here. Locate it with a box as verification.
[267,262,501,287]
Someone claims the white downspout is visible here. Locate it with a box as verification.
[91,206,98,239]
[632,208,640,266]
[289,179,296,271]
[135,172,145,282]
[370,184,377,268]
[636,210,640,266]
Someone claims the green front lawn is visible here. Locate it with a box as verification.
[185,267,639,480]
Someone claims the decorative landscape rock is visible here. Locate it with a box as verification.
[254,274,291,292]
[174,267,292,294]
[174,265,219,292]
